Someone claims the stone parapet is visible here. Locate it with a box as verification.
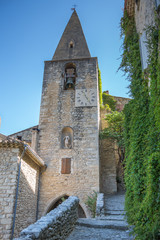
[14,196,79,240]
[96,193,105,217]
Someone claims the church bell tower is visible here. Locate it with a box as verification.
[38,10,100,217]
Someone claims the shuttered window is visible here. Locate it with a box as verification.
[61,158,71,174]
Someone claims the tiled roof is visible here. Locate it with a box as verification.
[0,137,45,167]
[9,125,39,137]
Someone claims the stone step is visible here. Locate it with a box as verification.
[104,194,125,212]
[66,225,134,240]
[105,210,126,215]
[97,214,125,221]
[77,218,129,231]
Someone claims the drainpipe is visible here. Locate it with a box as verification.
[36,170,41,221]
[11,145,27,240]
[36,164,47,220]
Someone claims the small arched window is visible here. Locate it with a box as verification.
[61,127,73,149]
[69,41,74,49]
[64,63,76,90]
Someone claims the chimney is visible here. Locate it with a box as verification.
[31,127,39,152]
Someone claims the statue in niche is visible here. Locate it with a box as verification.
[63,135,72,149]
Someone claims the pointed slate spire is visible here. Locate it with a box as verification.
[52,10,91,60]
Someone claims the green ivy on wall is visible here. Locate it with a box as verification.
[120,11,160,240]
[98,68,103,106]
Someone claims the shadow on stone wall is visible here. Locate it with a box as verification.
[14,167,39,238]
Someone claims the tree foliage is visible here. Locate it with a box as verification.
[102,92,116,111]
[100,111,125,163]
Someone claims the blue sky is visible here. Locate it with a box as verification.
[0,0,128,135]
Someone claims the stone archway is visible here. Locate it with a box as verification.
[44,194,87,218]
[46,194,69,213]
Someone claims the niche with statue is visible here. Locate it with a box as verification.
[61,127,73,149]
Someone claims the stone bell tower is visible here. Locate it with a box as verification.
[38,10,100,217]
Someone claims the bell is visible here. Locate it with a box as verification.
[66,78,74,89]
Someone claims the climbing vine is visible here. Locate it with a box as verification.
[120,10,160,240]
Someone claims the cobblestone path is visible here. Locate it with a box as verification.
[67,193,134,240]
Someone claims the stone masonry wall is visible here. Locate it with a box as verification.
[114,96,130,112]
[135,0,155,34]
[14,153,40,238]
[99,95,130,194]
[38,57,99,217]
[0,148,19,240]
[100,109,117,194]
[100,138,117,194]
[14,196,79,240]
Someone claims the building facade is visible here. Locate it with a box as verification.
[0,137,45,239]
[0,9,131,239]
[37,10,100,217]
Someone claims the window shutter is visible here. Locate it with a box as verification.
[61,158,71,174]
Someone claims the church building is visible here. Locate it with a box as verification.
[0,10,103,239]
[37,9,100,218]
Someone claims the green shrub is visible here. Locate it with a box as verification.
[85,191,97,218]
[102,92,116,111]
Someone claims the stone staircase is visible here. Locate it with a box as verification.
[67,193,134,240]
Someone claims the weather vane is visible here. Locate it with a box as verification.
[71,4,77,11]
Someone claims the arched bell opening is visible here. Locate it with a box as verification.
[64,63,76,90]
[69,41,74,49]
[45,194,86,218]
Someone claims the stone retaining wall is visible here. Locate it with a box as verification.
[14,196,79,240]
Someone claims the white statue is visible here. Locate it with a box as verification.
[63,136,71,149]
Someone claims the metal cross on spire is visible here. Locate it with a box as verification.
[71,4,77,11]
